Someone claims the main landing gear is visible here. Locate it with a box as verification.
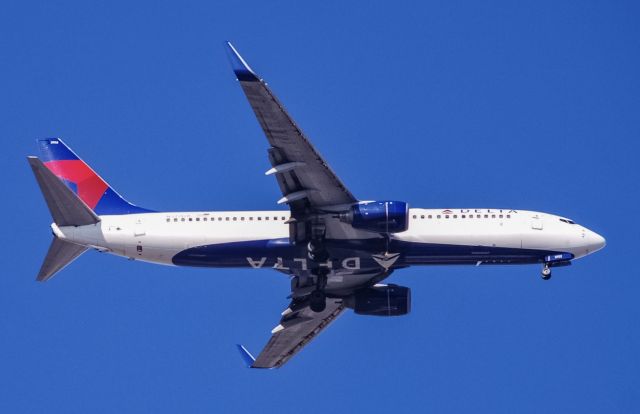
[541,264,552,280]
[309,264,329,313]
[309,289,327,313]
[307,236,328,313]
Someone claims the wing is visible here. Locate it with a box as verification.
[250,297,345,369]
[226,42,357,219]
[241,267,390,369]
[226,43,387,369]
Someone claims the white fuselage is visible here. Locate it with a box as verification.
[52,208,605,268]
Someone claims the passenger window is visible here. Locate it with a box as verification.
[445,215,449,219]
[233,217,237,221]
[437,215,441,219]
[249,217,253,221]
[491,214,496,218]
[428,215,432,219]
[258,217,262,221]
[484,215,488,218]
[499,215,503,219]
[506,214,511,218]
[413,215,417,219]
[226,217,230,221]
[420,215,425,219]
[282,217,286,221]
[173,218,178,222]
[453,215,457,219]
[274,216,278,220]
[181,218,185,222]
[241,217,245,221]
[218,217,222,221]
[196,217,200,221]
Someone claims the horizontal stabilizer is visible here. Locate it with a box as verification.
[27,156,100,226]
[37,237,88,282]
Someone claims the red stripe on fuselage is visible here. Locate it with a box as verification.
[44,160,108,209]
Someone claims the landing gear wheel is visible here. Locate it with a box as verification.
[307,241,329,262]
[541,265,552,280]
[309,290,326,313]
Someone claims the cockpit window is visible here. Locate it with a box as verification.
[559,218,576,224]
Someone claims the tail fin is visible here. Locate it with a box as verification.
[35,138,150,215]
[29,155,97,281]
[28,156,100,226]
[36,237,88,282]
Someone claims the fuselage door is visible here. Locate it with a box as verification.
[134,218,146,237]
[531,216,543,230]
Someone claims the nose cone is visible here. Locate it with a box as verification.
[587,230,606,253]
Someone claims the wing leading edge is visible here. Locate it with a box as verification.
[245,298,345,369]
[225,42,357,216]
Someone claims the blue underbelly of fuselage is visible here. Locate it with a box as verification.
[171,238,566,270]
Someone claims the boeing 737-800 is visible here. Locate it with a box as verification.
[28,42,606,368]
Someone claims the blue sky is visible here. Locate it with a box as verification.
[1,1,639,412]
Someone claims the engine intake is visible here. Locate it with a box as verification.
[344,284,411,316]
[340,201,409,233]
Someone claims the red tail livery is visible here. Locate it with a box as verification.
[37,138,150,215]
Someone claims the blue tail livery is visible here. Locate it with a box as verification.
[37,138,151,215]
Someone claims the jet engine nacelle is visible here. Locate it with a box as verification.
[344,284,411,316]
[340,201,409,233]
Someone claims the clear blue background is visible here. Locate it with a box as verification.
[1,1,638,412]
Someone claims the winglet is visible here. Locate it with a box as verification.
[236,344,256,368]
[225,42,259,82]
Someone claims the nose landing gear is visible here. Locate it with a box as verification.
[541,264,551,280]
[540,254,573,280]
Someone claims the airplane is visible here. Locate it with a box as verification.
[28,42,606,369]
